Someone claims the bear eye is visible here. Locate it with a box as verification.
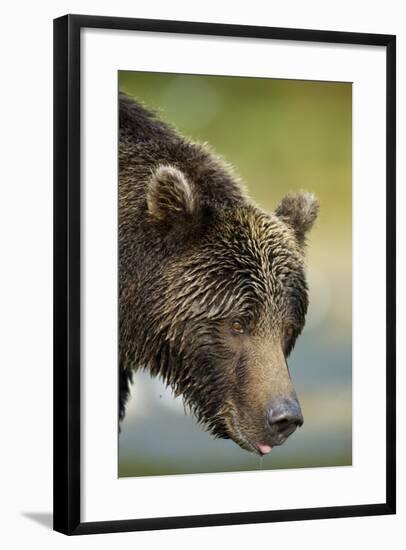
[285,325,294,338]
[231,319,245,334]
[283,324,296,356]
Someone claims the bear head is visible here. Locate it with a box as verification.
[140,164,319,455]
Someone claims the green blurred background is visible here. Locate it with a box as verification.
[118,72,352,477]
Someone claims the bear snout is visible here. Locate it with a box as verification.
[261,397,303,450]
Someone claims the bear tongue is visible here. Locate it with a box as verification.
[258,443,272,455]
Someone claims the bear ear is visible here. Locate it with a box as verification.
[146,165,197,226]
[275,192,319,245]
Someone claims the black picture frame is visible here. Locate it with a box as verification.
[53,14,396,536]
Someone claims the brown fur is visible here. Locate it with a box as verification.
[119,93,319,453]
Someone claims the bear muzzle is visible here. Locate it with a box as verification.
[256,396,303,454]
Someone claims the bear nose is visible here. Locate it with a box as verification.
[267,398,303,441]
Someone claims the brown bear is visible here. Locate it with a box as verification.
[119,93,319,455]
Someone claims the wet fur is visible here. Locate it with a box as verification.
[119,93,319,450]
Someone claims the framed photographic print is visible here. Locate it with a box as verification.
[53,14,396,535]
